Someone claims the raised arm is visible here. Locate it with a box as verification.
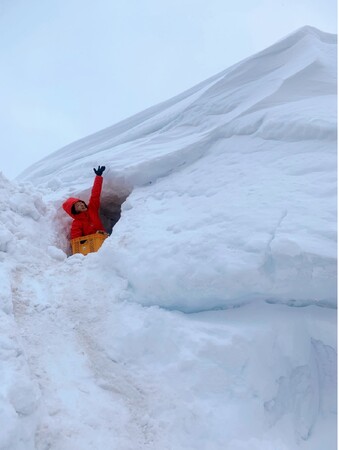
[88,166,105,210]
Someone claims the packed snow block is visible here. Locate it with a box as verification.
[98,166,337,311]
[71,233,107,255]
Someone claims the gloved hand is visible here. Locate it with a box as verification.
[93,165,106,176]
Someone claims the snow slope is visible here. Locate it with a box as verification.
[1,26,336,450]
[20,25,337,312]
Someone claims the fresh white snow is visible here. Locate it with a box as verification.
[0,26,337,449]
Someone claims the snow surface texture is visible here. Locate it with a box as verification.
[1,26,336,449]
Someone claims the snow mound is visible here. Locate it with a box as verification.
[0,173,64,449]
[2,27,337,450]
[19,26,336,312]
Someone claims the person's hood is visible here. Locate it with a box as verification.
[62,197,81,219]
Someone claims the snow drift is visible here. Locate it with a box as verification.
[21,25,337,312]
[1,26,336,450]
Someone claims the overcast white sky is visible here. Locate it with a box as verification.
[0,0,336,179]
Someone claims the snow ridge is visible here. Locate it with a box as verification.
[19,26,336,185]
[1,26,336,450]
[16,26,337,312]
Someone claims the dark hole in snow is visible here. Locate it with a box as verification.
[99,189,130,234]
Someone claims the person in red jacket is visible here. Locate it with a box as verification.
[62,166,108,239]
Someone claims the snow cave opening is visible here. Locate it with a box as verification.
[99,188,130,235]
[60,179,131,256]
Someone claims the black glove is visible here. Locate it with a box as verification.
[93,165,106,176]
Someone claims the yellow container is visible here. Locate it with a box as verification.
[71,233,107,256]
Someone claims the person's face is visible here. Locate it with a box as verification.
[74,201,87,213]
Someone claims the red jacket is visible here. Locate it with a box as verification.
[62,175,106,239]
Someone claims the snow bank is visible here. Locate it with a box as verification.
[98,134,336,311]
[19,26,337,312]
[3,26,336,449]
[0,173,65,449]
[35,272,335,450]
